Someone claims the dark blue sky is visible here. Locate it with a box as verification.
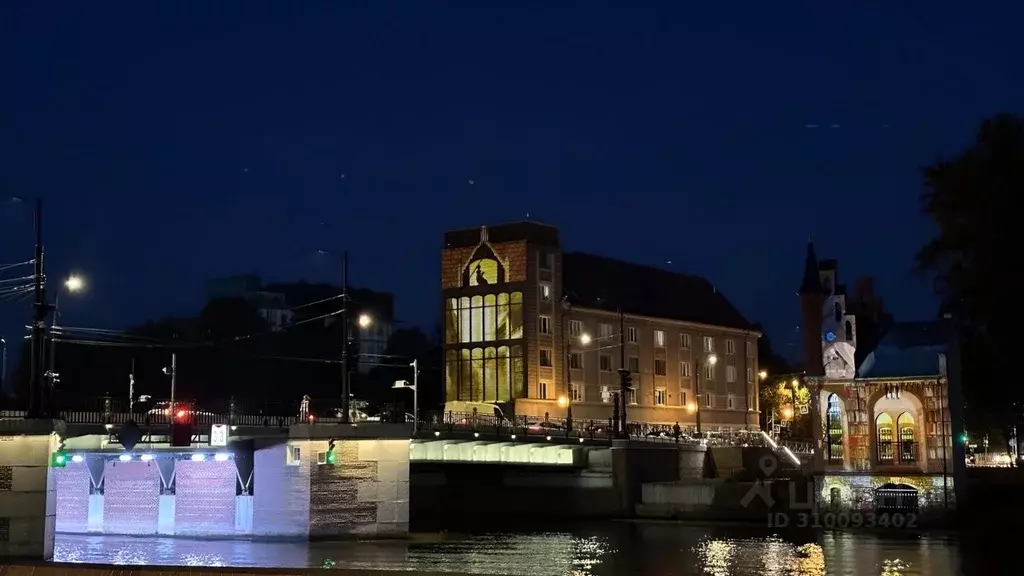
[2,2,1020,360]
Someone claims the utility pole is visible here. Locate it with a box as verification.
[129,359,135,415]
[411,359,419,435]
[1,337,7,398]
[48,294,58,392]
[28,199,48,419]
[695,358,703,436]
[617,307,628,437]
[340,250,351,423]
[169,353,177,412]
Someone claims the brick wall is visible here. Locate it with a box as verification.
[53,465,91,533]
[174,461,237,536]
[102,461,160,535]
[251,443,309,537]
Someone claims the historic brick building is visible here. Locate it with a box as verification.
[441,221,760,430]
[798,242,959,518]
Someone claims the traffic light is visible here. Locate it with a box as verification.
[51,438,68,468]
[325,439,337,465]
[170,408,193,447]
[50,451,68,468]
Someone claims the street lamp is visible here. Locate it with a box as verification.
[393,359,418,434]
[758,370,768,380]
[358,313,372,328]
[694,353,717,436]
[49,273,87,388]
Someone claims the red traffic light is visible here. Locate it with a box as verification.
[176,409,188,420]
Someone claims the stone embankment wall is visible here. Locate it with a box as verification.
[0,565,453,576]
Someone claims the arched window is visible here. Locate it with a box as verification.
[876,413,894,462]
[898,412,916,463]
[845,320,853,341]
[826,394,844,462]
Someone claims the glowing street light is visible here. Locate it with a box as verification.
[557,396,569,408]
[64,275,85,293]
[357,313,372,328]
[758,370,768,380]
[782,407,794,420]
[706,354,718,366]
[580,333,592,345]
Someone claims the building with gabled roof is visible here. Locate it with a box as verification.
[440,220,760,430]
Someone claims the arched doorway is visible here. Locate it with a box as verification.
[897,412,916,463]
[874,483,919,513]
[826,394,844,462]
[875,413,894,463]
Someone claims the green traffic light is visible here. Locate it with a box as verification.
[961,434,969,444]
[50,451,68,468]
[325,450,337,465]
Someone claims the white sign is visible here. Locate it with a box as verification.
[210,424,229,447]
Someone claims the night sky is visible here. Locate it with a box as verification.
[2,2,1020,360]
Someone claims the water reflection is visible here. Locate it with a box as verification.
[53,523,962,575]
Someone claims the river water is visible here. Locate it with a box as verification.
[53,523,969,575]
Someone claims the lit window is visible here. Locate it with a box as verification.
[627,327,638,343]
[653,330,665,347]
[540,284,552,302]
[655,388,667,406]
[703,336,715,352]
[540,349,553,367]
[626,388,637,405]
[538,315,551,334]
[654,358,667,376]
[679,361,691,378]
[569,320,582,337]
[570,382,582,402]
[600,385,611,403]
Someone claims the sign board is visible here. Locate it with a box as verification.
[210,424,229,447]
[772,424,781,435]
[799,404,809,415]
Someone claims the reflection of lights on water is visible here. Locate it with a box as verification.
[697,539,735,576]
[182,553,226,567]
[881,558,910,576]
[569,535,611,575]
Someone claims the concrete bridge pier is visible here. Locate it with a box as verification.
[0,419,65,561]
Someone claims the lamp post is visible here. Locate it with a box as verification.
[1,337,7,397]
[393,359,418,434]
[48,274,86,390]
[334,249,374,424]
[694,353,717,436]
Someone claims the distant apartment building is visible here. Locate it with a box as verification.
[440,221,761,430]
[205,276,394,373]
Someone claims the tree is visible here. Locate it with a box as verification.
[759,377,812,440]
[915,113,1021,454]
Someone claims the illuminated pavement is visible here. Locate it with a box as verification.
[53,525,965,575]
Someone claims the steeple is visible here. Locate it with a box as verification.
[798,241,823,295]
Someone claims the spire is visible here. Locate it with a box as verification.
[798,241,823,295]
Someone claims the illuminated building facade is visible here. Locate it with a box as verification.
[441,221,760,429]
[798,243,960,517]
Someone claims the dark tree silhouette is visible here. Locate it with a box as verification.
[916,113,1020,453]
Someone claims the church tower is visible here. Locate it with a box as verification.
[798,242,825,377]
